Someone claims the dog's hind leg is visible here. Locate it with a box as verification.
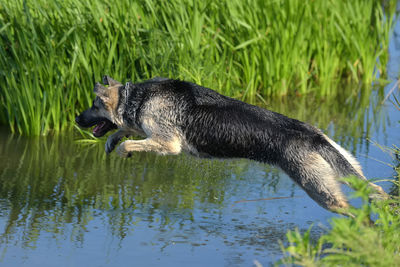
[283,152,351,215]
[322,134,388,200]
[116,136,182,158]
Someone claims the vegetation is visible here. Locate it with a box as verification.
[0,0,395,135]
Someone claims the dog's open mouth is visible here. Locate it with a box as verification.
[92,119,117,137]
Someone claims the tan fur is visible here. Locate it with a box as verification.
[322,134,388,199]
[299,152,349,211]
[104,85,120,111]
[116,137,182,157]
[95,85,123,126]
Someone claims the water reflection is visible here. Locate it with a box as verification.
[0,133,226,234]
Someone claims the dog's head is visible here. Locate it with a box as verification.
[75,76,122,137]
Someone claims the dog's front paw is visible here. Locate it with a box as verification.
[105,137,118,154]
[116,141,132,158]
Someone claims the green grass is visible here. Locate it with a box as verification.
[0,0,395,135]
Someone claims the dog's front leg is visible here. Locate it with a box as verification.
[116,137,182,158]
[105,130,130,154]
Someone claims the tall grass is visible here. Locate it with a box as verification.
[0,0,395,135]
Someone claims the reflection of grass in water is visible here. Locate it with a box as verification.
[0,0,395,135]
[0,131,258,246]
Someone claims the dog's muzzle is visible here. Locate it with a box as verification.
[75,114,117,137]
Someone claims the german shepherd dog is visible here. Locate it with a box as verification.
[75,75,387,215]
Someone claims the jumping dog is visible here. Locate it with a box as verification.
[75,76,387,215]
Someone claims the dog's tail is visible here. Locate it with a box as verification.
[319,134,388,199]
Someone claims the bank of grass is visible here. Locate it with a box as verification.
[0,0,396,135]
[279,148,400,266]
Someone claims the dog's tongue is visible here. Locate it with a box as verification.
[93,121,106,136]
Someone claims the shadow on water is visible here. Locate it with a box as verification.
[0,6,399,266]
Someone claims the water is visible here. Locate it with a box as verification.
[0,11,399,267]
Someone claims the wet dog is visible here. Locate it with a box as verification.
[75,75,387,214]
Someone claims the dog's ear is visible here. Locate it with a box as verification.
[94,82,107,96]
[102,75,122,87]
[94,82,112,102]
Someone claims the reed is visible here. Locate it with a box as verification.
[0,0,395,135]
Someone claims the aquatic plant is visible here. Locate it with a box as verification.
[0,0,395,135]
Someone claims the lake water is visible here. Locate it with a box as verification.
[0,11,399,267]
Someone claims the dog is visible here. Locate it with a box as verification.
[75,75,387,215]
